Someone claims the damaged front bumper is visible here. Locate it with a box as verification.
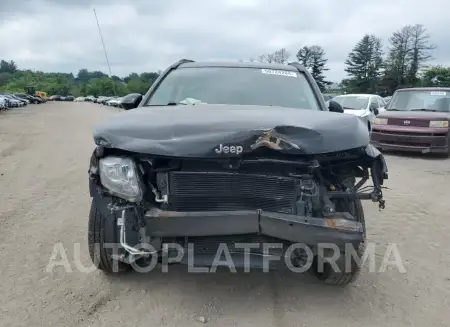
[144,208,364,249]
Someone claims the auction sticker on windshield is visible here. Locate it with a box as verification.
[261,69,297,77]
[430,91,446,96]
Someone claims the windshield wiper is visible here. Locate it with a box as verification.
[387,109,401,111]
[144,102,187,106]
[410,108,437,112]
[166,102,186,106]
[342,106,355,110]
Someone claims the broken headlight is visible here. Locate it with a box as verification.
[99,156,142,202]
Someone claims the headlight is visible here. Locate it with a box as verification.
[374,118,388,125]
[99,156,142,202]
[429,120,449,128]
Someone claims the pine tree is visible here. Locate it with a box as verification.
[344,34,383,93]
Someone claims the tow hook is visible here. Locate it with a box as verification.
[370,189,385,211]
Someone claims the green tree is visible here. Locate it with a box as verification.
[420,65,450,87]
[0,58,160,97]
[406,24,436,85]
[296,45,330,91]
[296,46,313,67]
[0,60,18,74]
[344,34,383,93]
[382,24,435,94]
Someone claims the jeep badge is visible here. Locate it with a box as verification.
[215,144,243,154]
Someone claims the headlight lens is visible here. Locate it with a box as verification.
[374,118,388,125]
[429,120,449,128]
[99,156,142,202]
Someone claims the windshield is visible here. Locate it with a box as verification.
[144,67,321,110]
[387,90,450,112]
[333,96,369,110]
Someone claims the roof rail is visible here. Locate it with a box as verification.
[287,62,307,72]
[173,58,195,69]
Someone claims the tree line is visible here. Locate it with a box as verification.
[0,61,160,97]
[252,24,448,95]
[1,23,448,97]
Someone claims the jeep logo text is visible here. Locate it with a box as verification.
[215,144,243,154]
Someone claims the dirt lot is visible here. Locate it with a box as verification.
[0,102,449,327]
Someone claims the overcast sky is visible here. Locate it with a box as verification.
[1,0,449,82]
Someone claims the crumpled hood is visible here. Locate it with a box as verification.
[93,104,370,157]
[344,109,366,117]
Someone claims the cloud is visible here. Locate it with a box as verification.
[1,0,449,82]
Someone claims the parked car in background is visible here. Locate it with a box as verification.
[106,97,122,107]
[85,95,96,102]
[48,95,62,101]
[15,94,43,104]
[98,96,115,105]
[65,96,74,101]
[120,93,142,110]
[371,87,450,156]
[332,94,386,131]
[12,95,29,105]
[0,95,9,110]
[0,93,25,107]
[74,97,86,102]
[95,96,106,103]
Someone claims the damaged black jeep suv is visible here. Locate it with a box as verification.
[88,59,388,285]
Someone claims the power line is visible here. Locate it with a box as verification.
[93,8,116,95]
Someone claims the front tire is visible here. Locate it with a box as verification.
[88,197,131,274]
[310,199,366,285]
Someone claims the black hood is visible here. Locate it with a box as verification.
[93,104,370,157]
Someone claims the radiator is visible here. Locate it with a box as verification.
[166,171,298,213]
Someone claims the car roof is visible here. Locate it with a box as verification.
[396,87,450,92]
[178,60,303,72]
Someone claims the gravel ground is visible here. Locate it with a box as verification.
[0,102,449,327]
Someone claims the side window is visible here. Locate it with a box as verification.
[369,97,379,108]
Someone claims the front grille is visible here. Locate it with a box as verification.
[388,119,430,127]
[167,171,298,213]
[372,129,447,137]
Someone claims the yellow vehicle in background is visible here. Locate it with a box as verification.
[35,91,48,100]
[25,86,48,100]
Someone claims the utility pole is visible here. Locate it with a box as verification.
[93,8,116,95]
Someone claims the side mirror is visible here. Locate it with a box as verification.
[121,95,142,110]
[328,100,344,113]
[374,108,379,115]
[369,103,377,111]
